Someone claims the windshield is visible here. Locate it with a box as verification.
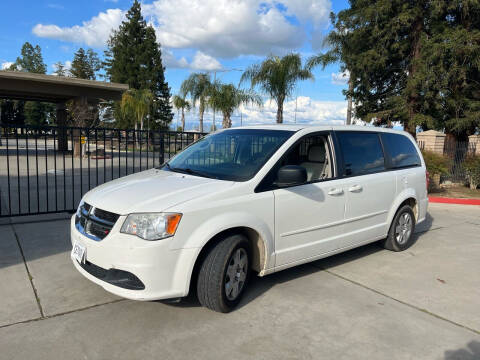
[163,129,294,181]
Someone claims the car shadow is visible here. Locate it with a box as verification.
[444,341,480,360]
[163,212,434,311]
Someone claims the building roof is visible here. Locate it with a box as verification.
[0,71,128,103]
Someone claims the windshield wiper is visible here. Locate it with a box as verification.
[171,167,217,179]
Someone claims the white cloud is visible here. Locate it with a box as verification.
[1,62,14,70]
[163,50,222,71]
[176,96,349,130]
[190,51,222,71]
[33,1,331,58]
[331,70,349,85]
[143,0,330,58]
[32,8,125,48]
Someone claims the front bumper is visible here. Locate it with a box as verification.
[70,215,199,301]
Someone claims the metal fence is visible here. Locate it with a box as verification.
[418,139,477,183]
[0,124,206,217]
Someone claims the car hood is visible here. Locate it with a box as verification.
[82,169,234,215]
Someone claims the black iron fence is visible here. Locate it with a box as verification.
[418,139,477,183]
[0,124,206,217]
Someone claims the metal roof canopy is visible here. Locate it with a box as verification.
[0,71,128,103]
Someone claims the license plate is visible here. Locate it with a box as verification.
[72,242,86,264]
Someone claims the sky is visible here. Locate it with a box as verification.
[0,0,352,130]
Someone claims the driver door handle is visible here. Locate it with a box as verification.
[348,184,363,192]
[328,188,344,196]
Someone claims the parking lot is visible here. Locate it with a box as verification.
[0,202,479,360]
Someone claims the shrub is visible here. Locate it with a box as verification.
[421,151,451,190]
[463,155,480,190]
[421,150,450,176]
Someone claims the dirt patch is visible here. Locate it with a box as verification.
[429,184,480,199]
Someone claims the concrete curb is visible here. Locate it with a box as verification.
[428,196,480,206]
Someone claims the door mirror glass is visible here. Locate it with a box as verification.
[275,165,307,188]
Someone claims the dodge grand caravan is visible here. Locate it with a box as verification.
[71,125,428,312]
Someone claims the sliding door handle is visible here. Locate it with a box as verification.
[348,184,363,192]
[328,188,344,196]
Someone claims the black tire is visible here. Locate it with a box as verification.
[197,234,250,313]
[382,205,416,251]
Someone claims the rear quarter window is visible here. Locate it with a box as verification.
[381,133,421,168]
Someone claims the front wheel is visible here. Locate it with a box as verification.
[382,205,416,251]
[197,234,250,313]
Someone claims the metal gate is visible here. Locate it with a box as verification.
[0,124,205,217]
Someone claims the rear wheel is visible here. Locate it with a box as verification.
[382,205,416,251]
[197,234,250,313]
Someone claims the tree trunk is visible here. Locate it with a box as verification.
[346,79,353,125]
[181,108,185,131]
[276,97,284,124]
[222,113,229,129]
[199,103,204,133]
[405,17,423,139]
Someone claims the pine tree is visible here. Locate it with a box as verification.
[70,48,101,80]
[13,42,47,73]
[9,42,50,125]
[105,0,173,129]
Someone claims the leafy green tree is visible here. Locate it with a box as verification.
[241,53,313,123]
[172,95,191,131]
[209,83,262,128]
[120,89,154,131]
[180,73,212,132]
[412,0,480,140]
[70,48,101,80]
[320,0,480,139]
[105,0,172,128]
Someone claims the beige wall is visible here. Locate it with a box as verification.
[417,130,446,154]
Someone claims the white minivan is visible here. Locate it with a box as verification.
[71,125,428,312]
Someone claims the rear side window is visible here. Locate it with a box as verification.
[336,132,385,176]
[381,133,421,168]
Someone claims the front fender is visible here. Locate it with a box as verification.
[174,211,275,297]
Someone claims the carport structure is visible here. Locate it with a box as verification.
[0,71,128,150]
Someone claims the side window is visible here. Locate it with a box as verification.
[381,133,421,168]
[336,132,385,176]
[278,134,333,182]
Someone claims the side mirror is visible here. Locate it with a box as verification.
[275,165,307,188]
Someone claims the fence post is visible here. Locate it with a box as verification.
[56,102,69,152]
[159,131,165,164]
[468,135,480,155]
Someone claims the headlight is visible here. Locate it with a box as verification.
[120,213,182,240]
[76,200,85,217]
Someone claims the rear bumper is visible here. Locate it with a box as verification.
[70,215,199,301]
[417,197,429,224]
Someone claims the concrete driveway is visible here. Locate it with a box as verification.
[0,203,479,359]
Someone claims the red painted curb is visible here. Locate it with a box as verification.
[428,196,480,205]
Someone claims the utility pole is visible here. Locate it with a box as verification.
[294,96,298,124]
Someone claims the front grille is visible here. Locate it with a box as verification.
[75,202,119,241]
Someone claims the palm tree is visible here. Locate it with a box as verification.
[240,53,313,123]
[180,73,212,132]
[209,82,262,128]
[172,95,191,131]
[120,89,154,131]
